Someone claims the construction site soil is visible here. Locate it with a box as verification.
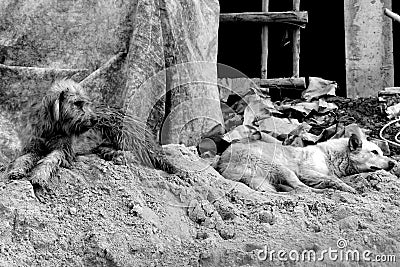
[1,96,400,267]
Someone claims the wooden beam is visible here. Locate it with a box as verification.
[218,77,308,100]
[258,77,306,89]
[378,87,400,96]
[261,0,269,79]
[220,11,308,27]
[292,0,301,77]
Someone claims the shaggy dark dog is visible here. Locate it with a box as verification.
[4,80,96,187]
[4,79,178,188]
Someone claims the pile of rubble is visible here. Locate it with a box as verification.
[199,77,400,158]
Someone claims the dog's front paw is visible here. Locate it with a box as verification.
[29,165,53,189]
[109,151,128,165]
[30,174,50,189]
[4,169,26,180]
[341,185,357,194]
[101,150,128,165]
[94,146,127,165]
[290,186,315,194]
[330,180,357,194]
[313,179,357,194]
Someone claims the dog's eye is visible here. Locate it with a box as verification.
[371,150,379,155]
[74,101,85,108]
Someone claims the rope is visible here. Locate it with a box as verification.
[379,118,400,147]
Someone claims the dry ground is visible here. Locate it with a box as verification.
[1,97,400,266]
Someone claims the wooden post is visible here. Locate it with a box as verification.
[261,0,269,79]
[292,0,301,77]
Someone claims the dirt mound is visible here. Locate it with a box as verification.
[1,144,400,266]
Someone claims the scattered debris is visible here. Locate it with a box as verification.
[258,117,300,137]
[243,95,276,126]
[199,77,400,158]
[386,103,400,119]
[302,77,337,101]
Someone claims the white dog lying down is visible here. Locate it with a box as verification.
[216,134,395,193]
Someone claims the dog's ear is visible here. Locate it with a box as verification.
[42,93,58,121]
[348,133,362,152]
[50,91,65,122]
[52,98,60,121]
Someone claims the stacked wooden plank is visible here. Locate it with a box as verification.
[220,0,307,79]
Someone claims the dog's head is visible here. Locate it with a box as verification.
[348,134,395,172]
[43,80,97,136]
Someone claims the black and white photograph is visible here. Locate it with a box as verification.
[1,0,400,266]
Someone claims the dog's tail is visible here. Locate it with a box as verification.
[148,148,178,174]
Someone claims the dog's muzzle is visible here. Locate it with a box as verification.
[371,161,396,171]
[369,161,395,171]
